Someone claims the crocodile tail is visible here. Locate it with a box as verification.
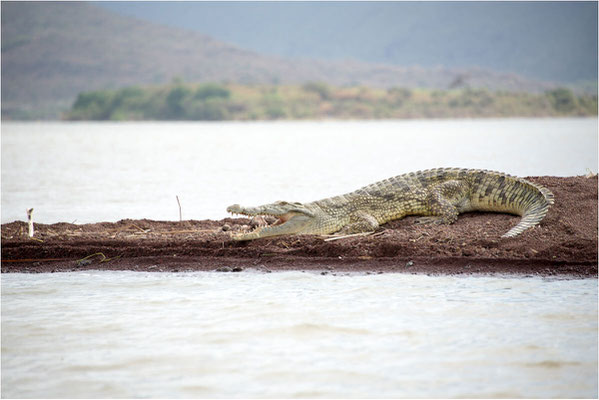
[501,181,554,238]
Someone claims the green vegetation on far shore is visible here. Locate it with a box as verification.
[65,82,598,121]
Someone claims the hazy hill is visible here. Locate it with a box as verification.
[99,1,598,85]
[1,2,574,119]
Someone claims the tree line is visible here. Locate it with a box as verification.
[65,82,598,121]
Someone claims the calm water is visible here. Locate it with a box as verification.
[2,119,598,398]
[2,271,597,398]
[1,119,597,224]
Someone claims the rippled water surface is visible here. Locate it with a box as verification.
[2,271,597,398]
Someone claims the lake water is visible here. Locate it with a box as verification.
[2,272,597,398]
[1,118,597,224]
[1,119,598,398]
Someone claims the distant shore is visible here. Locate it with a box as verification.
[64,82,598,121]
[2,176,596,277]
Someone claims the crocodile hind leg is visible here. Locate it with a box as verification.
[416,180,470,225]
[338,211,379,234]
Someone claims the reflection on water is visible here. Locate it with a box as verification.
[2,271,597,398]
[1,118,597,224]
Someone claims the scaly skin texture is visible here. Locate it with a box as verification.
[226,168,554,241]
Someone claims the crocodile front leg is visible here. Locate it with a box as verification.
[416,180,471,225]
[338,211,379,234]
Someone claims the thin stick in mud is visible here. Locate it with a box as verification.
[176,195,182,222]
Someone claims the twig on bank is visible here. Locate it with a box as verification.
[130,223,149,233]
[322,231,376,242]
[77,252,107,263]
[76,252,121,266]
[108,223,150,238]
[27,208,34,238]
[176,195,182,222]
[321,230,386,242]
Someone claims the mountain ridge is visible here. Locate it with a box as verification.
[98,1,598,84]
[1,2,582,120]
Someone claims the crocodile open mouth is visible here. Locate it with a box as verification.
[226,204,313,240]
[227,209,295,229]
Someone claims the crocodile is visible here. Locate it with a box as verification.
[226,168,554,241]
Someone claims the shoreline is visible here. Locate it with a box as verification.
[2,256,593,278]
[2,176,597,277]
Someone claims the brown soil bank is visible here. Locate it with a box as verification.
[2,176,597,277]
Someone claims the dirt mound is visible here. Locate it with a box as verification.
[2,176,597,277]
